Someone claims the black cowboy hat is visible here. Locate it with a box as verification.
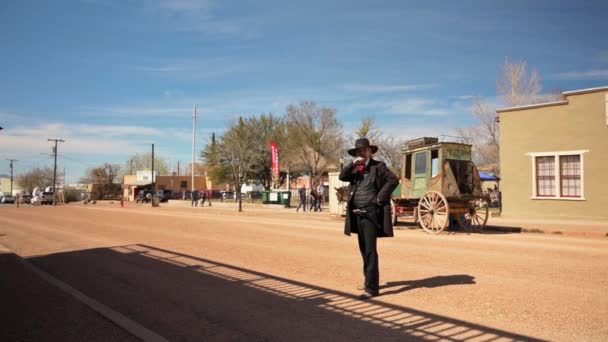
[347,138,378,157]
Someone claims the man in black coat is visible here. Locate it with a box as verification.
[339,138,399,299]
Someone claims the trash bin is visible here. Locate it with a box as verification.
[268,191,280,204]
[280,191,291,208]
[152,196,160,207]
[261,191,270,204]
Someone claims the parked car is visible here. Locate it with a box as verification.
[1,194,15,204]
[21,194,32,204]
[41,191,54,205]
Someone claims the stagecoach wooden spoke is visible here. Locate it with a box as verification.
[458,199,489,233]
[417,191,449,234]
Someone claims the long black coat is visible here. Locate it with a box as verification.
[339,159,399,237]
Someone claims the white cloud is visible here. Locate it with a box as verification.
[343,83,434,93]
[552,69,608,80]
[134,59,252,79]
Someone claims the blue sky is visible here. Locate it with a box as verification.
[1,0,607,183]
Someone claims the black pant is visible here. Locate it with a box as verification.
[356,211,379,294]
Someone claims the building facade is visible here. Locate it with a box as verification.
[497,86,608,221]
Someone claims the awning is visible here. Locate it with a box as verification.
[479,172,500,182]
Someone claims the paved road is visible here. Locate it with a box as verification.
[1,203,607,341]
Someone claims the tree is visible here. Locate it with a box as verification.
[458,57,561,175]
[497,57,542,107]
[217,117,259,212]
[285,101,344,189]
[84,163,122,200]
[456,99,499,174]
[121,153,169,178]
[354,117,404,177]
[247,113,289,190]
[15,167,55,193]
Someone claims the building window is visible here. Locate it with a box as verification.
[536,156,555,197]
[180,181,187,189]
[528,150,588,200]
[560,155,581,197]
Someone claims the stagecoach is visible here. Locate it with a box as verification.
[391,137,490,234]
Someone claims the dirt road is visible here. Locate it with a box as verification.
[1,203,607,341]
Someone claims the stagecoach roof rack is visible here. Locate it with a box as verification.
[404,135,472,150]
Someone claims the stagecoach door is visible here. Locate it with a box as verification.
[413,151,429,198]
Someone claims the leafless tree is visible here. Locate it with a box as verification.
[457,98,500,174]
[354,117,404,177]
[121,153,169,178]
[286,101,344,188]
[83,163,122,200]
[497,57,542,107]
[16,167,55,193]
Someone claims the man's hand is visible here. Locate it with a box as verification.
[353,157,366,165]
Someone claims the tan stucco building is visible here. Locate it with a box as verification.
[497,86,608,221]
[123,175,209,201]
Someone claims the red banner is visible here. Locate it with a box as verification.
[270,142,280,183]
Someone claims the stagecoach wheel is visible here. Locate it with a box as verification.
[391,199,398,226]
[418,191,450,234]
[457,200,489,233]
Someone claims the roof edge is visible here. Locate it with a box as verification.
[496,100,568,113]
[496,85,608,113]
[562,86,608,96]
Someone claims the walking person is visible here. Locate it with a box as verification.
[309,189,317,212]
[201,190,207,206]
[191,189,199,207]
[339,138,399,299]
[296,186,307,212]
[316,183,325,211]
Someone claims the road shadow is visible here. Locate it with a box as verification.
[380,275,476,296]
[27,244,545,341]
[395,220,523,235]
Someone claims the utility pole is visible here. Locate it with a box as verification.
[151,143,155,207]
[192,104,197,192]
[7,159,17,194]
[48,138,65,205]
[130,158,134,175]
[177,160,180,176]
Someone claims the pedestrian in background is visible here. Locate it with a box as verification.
[191,189,199,207]
[316,183,325,211]
[296,186,307,212]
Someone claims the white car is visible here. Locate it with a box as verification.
[1,195,15,204]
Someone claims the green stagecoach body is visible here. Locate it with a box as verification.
[391,137,488,234]
[396,138,483,200]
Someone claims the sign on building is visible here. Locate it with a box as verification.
[136,171,157,183]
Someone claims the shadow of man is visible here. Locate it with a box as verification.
[380,275,476,296]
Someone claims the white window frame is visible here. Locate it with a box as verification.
[526,150,588,201]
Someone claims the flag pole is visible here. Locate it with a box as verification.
[192,104,197,192]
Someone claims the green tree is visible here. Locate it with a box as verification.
[217,117,259,211]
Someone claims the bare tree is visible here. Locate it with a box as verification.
[286,101,344,188]
[354,117,404,177]
[16,167,55,193]
[457,98,500,174]
[497,57,542,107]
[84,163,122,200]
[121,153,169,178]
